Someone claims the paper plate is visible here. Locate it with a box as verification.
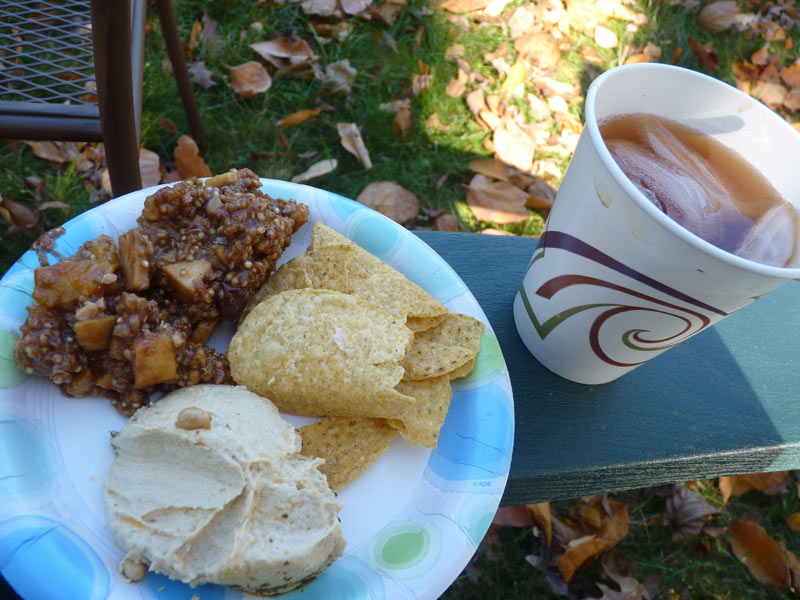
[0,179,514,599]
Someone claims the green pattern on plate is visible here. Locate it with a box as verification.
[0,331,26,388]
[455,328,504,384]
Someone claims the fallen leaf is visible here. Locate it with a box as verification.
[426,112,450,131]
[596,551,658,600]
[624,53,649,65]
[277,108,322,127]
[25,141,79,164]
[323,60,357,95]
[291,158,337,183]
[433,213,459,231]
[412,61,433,95]
[229,61,271,98]
[515,32,561,70]
[188,20,202,58]
[502,61,527,93]
[494,117,535,173]
[730,519,800,589]
[446,68,469,98]
[465,88,489,127]
[337,122,372,169]
[356,181,419,223]
[594,25,617,49]
[479,227,514,235]
[508,6,535,38]
[787,513,800,532]
[251,37,315,66]
[139,148,161,188]
[558,537,607,582]
[301,0,339,17]
[484,0,511,17]
[527,177,558,209]
[492,505,535,527]
[751,80,788,108]
[784,88,800,111]
[174,135,211,179]
[469,158,508,181]
[664,485,717,540]
[698,1,739,32]
[392,106,413,140]
[372,0,406,25]
[189,60,217,89]
[781,64,800,88]
[718,472,789,503]
[1,197,36,230]
[440,0,493,13]
[688,37,719,73]
[158,117,179,132]
[200,12,223,50]
[337,0,366,14]
[529,502,552,547]
[445,44,465,59]
[465,176,530,223]
[751,46,771,67]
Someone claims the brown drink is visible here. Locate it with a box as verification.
[599,113,800,268]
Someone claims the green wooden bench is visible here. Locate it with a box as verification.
[416,231,800,507]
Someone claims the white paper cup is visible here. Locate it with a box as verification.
[513,63,800,384]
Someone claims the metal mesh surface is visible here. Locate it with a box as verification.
[0,0,97,104]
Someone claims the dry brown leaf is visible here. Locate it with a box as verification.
[341,0,371,14]
[788,513,800,532]
[624,53,649,65]
[469,158,508,181]
[139,148,160,188]
[781,64,800,88]
[1,197,36,230]
[356,181,419,223]
[200,12,222,50]
[687,37,719,73]
[529,502,552,547]
[515,32,560,70]
[189,61,216,89]
[277,108,322,127]
[751,46,771,67]
[433,213,459,231]
[596,551,658,600]
[698,1,739,32]
[644,41,662,62]
[229,61,271,98]
[302,0,339,16]
[372,0,406,25]
[291,159,338,183]
[323,60,357,95]
[663,485,717,539]
[752,80,788,108]
[188,20,202,58]
[174,135,211,179]
[412,61,433,96]
[25,141,79,164]
[558,537,608,582]
[427,112,450,131]
[445,44,465,59]
[784,88,800,111]
[492,505,535,527]
[251,37,315,65]
[730,519,800,589]
[718,472,789,503]
[465,176,529,224]
[465,88,489,127]
[440,0,492,13]
[508,6,534,38]
[392,106,413,140]
[337,122,372,169]
[527,177,558,209]
[446,69,469,98]
[494,117,535,173]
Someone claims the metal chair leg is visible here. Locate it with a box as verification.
[90,0,142,197]
[155,0,207,153]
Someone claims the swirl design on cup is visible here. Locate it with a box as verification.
[519,231,727,367]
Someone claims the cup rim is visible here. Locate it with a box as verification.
[585,63,800,280]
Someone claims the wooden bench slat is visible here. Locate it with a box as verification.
[416,231,800,506]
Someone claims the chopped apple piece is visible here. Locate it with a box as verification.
[33,260,117,309]
[191,319,217,343]
[161,260,212,303]
[132,330,177,388]
[73,315,117,351]
[119,229,153,291]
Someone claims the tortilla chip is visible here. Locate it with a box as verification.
[406,314,447,332]
[389,376,453,448]
[299,416,398,492]
[229,288,414,419]
[420,312,485,356]
[402,340,473,381]
[448,357,476,380]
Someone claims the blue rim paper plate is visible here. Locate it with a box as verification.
[0,179,514,600]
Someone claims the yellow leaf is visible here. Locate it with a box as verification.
[528,502,552,547]
[787,513,800,532]
[502,62,527,93]
[730,519,800,589]
[277,108,322,127]
[468,158,508,181]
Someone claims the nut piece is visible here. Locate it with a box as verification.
[119,228,153,291]
[132,330,177,389]
[205,169,239,187]
[120,557,147,582]
[176,406,212,430]
[190,319,217,343]
[33,259,117,309]
[161,259,212,303]
[73,315,117,351]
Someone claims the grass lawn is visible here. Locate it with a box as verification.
[2,0,800,597]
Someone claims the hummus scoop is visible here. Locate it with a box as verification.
[104,384,345,594]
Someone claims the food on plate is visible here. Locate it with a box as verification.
[298,416,399,492]
[105,384,345,594]
[244,222,449,327]
[231,222,485,475]
[229,288,416,420]
[14,168,308,415]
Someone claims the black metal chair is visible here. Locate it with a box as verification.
[0,0,205,198]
